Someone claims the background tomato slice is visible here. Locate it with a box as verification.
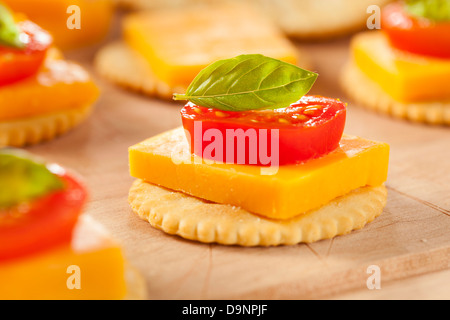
[0,20,52,86]
[0,168,87,261]
[382,3,450,59]
[181,95,347,166]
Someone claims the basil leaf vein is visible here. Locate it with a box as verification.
[174,54,318,111]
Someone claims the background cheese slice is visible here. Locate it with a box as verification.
[0,54,99,122]
[0,216,128,300]
[3,0,113,50]
[129,128,389,220]
[123,3,299,89]
[351,32,450,103]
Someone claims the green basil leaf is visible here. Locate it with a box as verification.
[0,149,64,209]
[0,4,26,49]
[404,0,450,22]
[173,54,318,111]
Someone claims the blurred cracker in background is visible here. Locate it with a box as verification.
[114,0,394,40]
[3,0,114,50]
[95,2,312,99]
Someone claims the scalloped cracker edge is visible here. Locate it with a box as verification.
[114,0,394,40]
[129,180,387,246]
[0,104,93,147]
[341,62,450,125]
[94,41,313,100]
[94,42,185,100]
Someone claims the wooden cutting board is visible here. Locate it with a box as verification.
[25,31,450,299]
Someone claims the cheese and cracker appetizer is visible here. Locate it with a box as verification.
[115,0,394,40]
[128,54,390,246]
[254,0,394,40]
[95,2,310,99]
[0,149,145,300]
[0,4,99,147]
[341,0,450,125]
[2,0,114,49]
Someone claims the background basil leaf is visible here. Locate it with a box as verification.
[0,4,26,49]
[0,150,64,209]
[404,0,450,22]
[174,54,318,111]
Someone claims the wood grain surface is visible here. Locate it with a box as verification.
[23,19,450,300]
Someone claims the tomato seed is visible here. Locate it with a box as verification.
[215,111,228,118]
[303,109,320,115]
[292,114,308,121]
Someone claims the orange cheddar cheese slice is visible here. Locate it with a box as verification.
[0,216,127,300]
[4,0,114,49]
[0,54,99,122]
[129,128,390,220]
[351,31,450,103]
[123,3,299,89]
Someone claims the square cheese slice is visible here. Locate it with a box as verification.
[123,3,299,89]
[129,128,389,220]
[0,216,127,300]
[351,31,450,103]
[0,55,99,122]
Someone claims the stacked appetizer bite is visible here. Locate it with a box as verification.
[0,149,145,300]
[0,4,99,147]
[342,0,450,125]
[128,55,390,246]
[115,0,394,40]
[95,2,311,99]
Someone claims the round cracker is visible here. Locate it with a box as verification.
[115,0,393,40]
[94,41,313,101]
[341,62,450,125]
[94,41,184,100]
[129,180,387,246]
[115,0,209,10]
[0,104,93,147]
[255,0,394,40]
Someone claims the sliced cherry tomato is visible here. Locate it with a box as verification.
[0,166,87,261]
[382,2,450,59]
[0,20,52,86]
[181,96,346,166]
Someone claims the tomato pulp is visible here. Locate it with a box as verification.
[0,167,87,261]
[181,96,347,166]
[0,20,52,86]
[382,2,450,59]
